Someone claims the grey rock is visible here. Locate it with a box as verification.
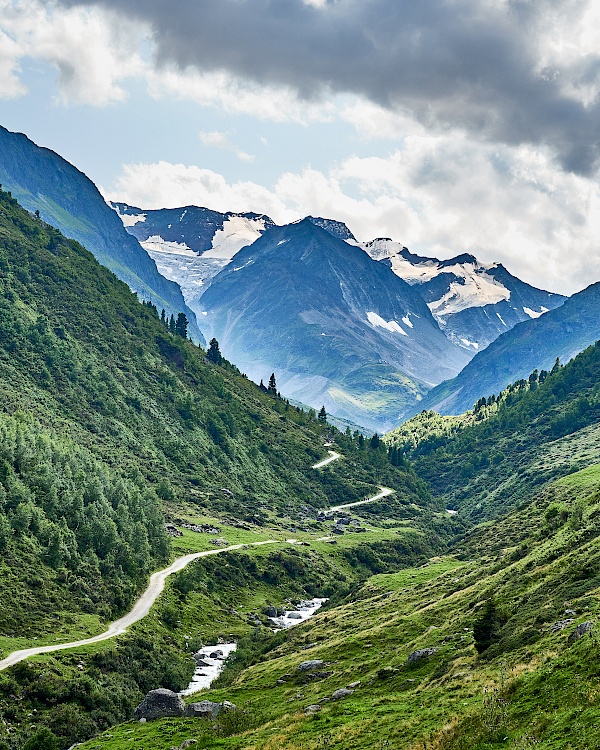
[550,619,574,632]
[298,660,325,672]
[569,621,594,643]
[287,612,303,620]
[133,689,185,720]
[209,650,224,659]
[185,700,222,719]
[180,742,198,749]
[331,526,345,535]
[347,681,361,689]
[331,688,354,700]
[407,647,439,663]
[263,606,278,618]
[304,704,322,713]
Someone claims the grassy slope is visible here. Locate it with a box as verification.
[403,347,600,520]
[76,463,600,749]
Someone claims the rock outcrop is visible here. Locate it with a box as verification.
[133,689,185,720]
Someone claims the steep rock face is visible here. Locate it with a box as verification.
[199,219,470,432]
[411,282,600,416]
[363,240,565,352]
[0,126,202,343]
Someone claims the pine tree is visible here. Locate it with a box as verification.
[259,379,267,391]
[473,595,505,653]
[318,406,327,423]
[161,308,166,324]
[175,312,188,339]
[168,314,176,334]
[267,373,277,395]
[207,338,222,364]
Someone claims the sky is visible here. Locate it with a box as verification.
[1,0,600,295]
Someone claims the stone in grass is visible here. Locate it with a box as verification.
[347,681,361,689]
[133,689,185,720]
[185,700,222,719]
[569,621,594,643]
[298,660,325,672]
[407,647,439,664]
[304,704,322,714]
[331,688,354,700]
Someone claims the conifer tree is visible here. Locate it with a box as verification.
[168,314,176,334]
[268,373,277,395]
[318,405,327,423]
[207,338,222,364]
[175,312,188,339]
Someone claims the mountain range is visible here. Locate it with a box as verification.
[198,218,471,432]
[113,199,568,429]
[412,280,600,415]
[362,239,565,351]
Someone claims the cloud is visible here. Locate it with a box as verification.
[51,0,600,174]
[108,139,600,297]
[0,28,26,98]
[199,130,255,162]
[0,0,145,105]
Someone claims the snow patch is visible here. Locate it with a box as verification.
[460,338,480,349]
[366,311,408,336]
[113,204,146,227]
[427,274,510,319]
[402,313,414,329]
[523,306,549,319]
[141,235,196,257]
[496,312,507,326]
[202,216,266,260]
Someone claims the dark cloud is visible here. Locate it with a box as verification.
[55,0,600,174]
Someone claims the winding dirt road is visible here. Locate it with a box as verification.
[0,541,277,672]
[1,447,394,672]
[311,450,341,469]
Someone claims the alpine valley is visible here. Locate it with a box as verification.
[1,122,600,750]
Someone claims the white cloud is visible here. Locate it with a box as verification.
[109,139,600,297]
[0,0,146,105]
[198,130,255,163]
[0,28,26,98]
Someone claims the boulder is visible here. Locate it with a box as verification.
[569,621,594,643]
[185,700,222,719]
[263,606,278,618]
[331,688,354,700]
[550,619,574,632]
[133,689,185,720]
[304,704,322,714]
[347,681,361,689]
[298,660,325,672]
[287,612,303,620]
[407,648,439,664]
[209,650,224,659]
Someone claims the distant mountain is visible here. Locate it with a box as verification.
[363,239,565,352]
[111,202,276,312]
[112,203,358,315]
[411,281,600,416]
[0,126,203,343]
[198,219,471,432]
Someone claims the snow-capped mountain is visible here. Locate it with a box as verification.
[199,219,471,432]
[111,203,277,311]
[412,281,600,417]
[111,204,358,316]
[363,240,566,351]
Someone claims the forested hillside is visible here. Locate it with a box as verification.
[392,345,600,519]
